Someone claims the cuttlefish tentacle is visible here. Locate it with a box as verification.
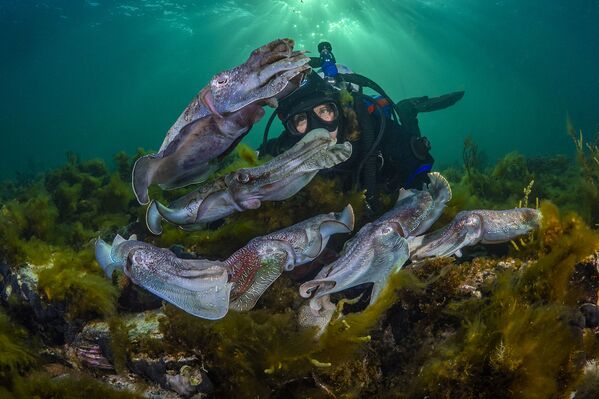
[410,171,452,236]
[409,208,542,260]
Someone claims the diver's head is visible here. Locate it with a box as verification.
[277,71,342,138]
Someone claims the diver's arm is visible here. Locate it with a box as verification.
[258,130,299,158]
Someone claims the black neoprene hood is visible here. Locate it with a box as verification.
[276,71,339,122]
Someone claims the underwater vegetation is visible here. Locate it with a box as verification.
[567,117,599,224]
[403,202,599,398]
[2,124,599,397]
[447,126,592,223]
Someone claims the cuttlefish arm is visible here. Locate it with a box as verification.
[409,208,542,260]
[299,221,409,311]
[226,205,355,312]
[95,236,232,320]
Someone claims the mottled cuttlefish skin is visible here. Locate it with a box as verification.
[299,221,409,311]
[225,205,355,312]
[95,235,232,320]
[408,207,542,260]
[377,172,452,236]
[298,172,451,311]
[132,38,311,205]
[146,128,352,235]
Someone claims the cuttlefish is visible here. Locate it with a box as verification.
[132,38,311,205]
[95,235,232,320]
[145,128,352,235]
[95,205,354,319]
[299,172,452,310]
[299,173,542,314]
[408,208,542,260]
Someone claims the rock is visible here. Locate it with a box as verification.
[129,352,213,397]
[67,310,213,397]
[0,261,80,344]
[68,310,165,371]
[580,303,599,329]
[165,364,213,398]
[68,320,113,370]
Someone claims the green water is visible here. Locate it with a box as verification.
[1,0,598,179]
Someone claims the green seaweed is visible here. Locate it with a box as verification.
[36,247,119,319]
[107,316,130,373]
[411,201,599,399]
[159,269,424,398]
[0,311,37,389]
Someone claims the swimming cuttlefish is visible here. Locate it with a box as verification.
[145,128,352,235]
[96,172,540,322]
[95,205,354,320]
[132,38,311,205]
[298,173,541,328]
[299,172,453,311]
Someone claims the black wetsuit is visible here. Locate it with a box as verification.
[259,99,434,203]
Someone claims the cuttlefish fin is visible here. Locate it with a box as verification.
[143,278,232,320]
[146,200,164,235]
[132,154,161,205]
[95,238,118,278]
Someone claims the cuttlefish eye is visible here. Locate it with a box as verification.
[125,254,136,274]
[379,226,393,235]
[214,74,229,86]
[236,172,250,183]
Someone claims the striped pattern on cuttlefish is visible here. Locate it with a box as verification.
[95,205,354,320]
[145,128,352,235]
[131,38,311,205]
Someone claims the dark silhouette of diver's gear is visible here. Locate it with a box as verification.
[396,91,465,136]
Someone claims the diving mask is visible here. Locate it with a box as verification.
[285,102,340,136]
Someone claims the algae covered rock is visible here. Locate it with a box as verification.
[0,261,78,344]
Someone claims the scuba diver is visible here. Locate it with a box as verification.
[260,41,464,213]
